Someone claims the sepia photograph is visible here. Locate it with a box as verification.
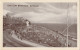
[3,2,77,47]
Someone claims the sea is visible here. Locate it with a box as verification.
[32,23,77,39]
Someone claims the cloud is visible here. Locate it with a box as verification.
[3,3,77,24]
[14,11,67,23]
[14,5,77,24]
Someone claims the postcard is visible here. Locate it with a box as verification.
[0,0,79,50]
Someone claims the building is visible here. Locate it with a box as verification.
[25,20,31,27]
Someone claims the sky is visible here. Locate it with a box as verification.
[3,2,77,24]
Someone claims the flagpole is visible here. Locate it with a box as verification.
[66,3,69,47]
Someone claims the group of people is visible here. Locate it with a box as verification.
[6,19,64,47]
